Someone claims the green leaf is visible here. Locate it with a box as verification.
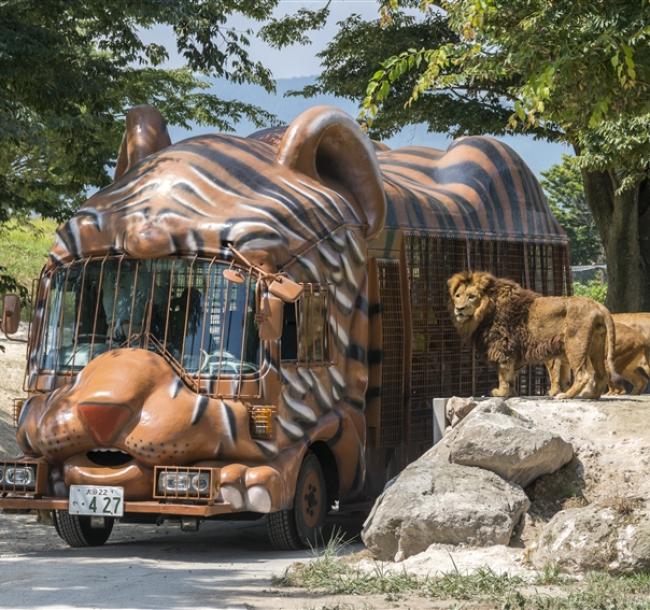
[378,79,391,100]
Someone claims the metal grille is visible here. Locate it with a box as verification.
[281,284,332,364]
[153,466,218,502]
[377,259,405,447]
[0,460,45,495]
[405,236,571,444]
[36,256,260,395]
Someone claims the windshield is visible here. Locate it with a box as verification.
[38,257,260,377]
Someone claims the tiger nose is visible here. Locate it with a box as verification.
[77,402,132,446]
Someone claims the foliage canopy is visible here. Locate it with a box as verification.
[290,9,513,140]
[0,0,327,225]
[357,0,650,310]
[362,0,650,180]
[540,155,603,266]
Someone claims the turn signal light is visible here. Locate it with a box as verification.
[248,406,275,440]
[12,399,24,428]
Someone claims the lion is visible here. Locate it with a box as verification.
[611,313,650,394]
[447,271,618,399]
[550,317,650,396]
[606,322,650,394]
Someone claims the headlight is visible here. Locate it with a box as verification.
[158,471,191,493]
[5,466,35,489]
[191,472,210,494]
[0,461,42,493]
[155,468,214,499]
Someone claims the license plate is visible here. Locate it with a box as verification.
[69,485,124,517]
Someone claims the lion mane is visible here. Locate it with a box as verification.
[447,271,618,399]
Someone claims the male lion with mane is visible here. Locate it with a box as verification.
[447,271,618,399]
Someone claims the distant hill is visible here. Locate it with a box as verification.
[167,76,570,177]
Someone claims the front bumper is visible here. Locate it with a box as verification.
[0,495,235,517]
[0,458,285,516]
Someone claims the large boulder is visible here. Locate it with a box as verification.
[532,503,650,573]
[449,401,574,487]
[361,445,530,561]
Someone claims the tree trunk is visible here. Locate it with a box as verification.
[582,170,650,312]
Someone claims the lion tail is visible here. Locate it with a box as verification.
[604,311,623,387]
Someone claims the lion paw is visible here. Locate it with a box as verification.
[219,463,281,513]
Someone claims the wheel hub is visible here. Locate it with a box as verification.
[301,471,321,528]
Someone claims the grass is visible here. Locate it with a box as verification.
[503,572,650,609]
[276,536,650,609]
[275,532,525,602]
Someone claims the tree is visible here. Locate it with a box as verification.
[0,0,328,295]
[0,0,330,225]
[289,11,512,139]
[541,155,604,266]
[360,0,650,312]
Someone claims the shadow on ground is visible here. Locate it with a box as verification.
[0,510,365,610]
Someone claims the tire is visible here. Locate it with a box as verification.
[53,511,114,547]
[266,452,327,550]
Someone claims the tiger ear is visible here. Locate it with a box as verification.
[276,106,386,239]
[114,105,171,180]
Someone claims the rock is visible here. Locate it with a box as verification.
[361,445,530,561]
[445,396,507,427]
[446,396,479,427]
[449,402,574,487]
[532,502,650,573]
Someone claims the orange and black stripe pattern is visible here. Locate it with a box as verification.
[378,139,564,242]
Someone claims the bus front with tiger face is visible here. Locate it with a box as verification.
[0,104,387,549]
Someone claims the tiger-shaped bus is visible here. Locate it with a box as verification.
[0,105,569,548]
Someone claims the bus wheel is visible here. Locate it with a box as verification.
[266,452,327,550]
[53,511,114,547]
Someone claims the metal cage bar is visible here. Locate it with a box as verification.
[31,255,262,398]
[402,234,571,449]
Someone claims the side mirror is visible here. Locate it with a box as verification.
[222,268,245,284]
[268,276,303,303]
[1,294,21,335]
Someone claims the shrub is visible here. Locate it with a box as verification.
[573,279,607,304]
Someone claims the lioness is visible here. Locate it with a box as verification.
[611,313,650,393]
[448,271,617,399]
[606,322,650,394]
[551,317,650,396]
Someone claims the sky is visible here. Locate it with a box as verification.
[142,1,382,78]
[140,1,570,176]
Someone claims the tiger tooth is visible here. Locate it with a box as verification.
[346,229,365,264]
